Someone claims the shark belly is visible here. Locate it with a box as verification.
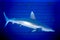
[11,20,40,29]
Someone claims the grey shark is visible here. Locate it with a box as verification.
[3,11,55,32]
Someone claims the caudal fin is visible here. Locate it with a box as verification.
[3,12,9,27]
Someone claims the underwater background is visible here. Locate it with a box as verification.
[0,0,60,40]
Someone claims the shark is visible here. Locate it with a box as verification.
[3,11,55,32]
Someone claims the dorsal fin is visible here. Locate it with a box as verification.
[30,11,36,19]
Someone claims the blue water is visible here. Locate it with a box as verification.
[0,0,60,40]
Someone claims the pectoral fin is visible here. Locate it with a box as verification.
[32,29,36,32]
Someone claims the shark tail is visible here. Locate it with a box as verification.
[3,12,10,27]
